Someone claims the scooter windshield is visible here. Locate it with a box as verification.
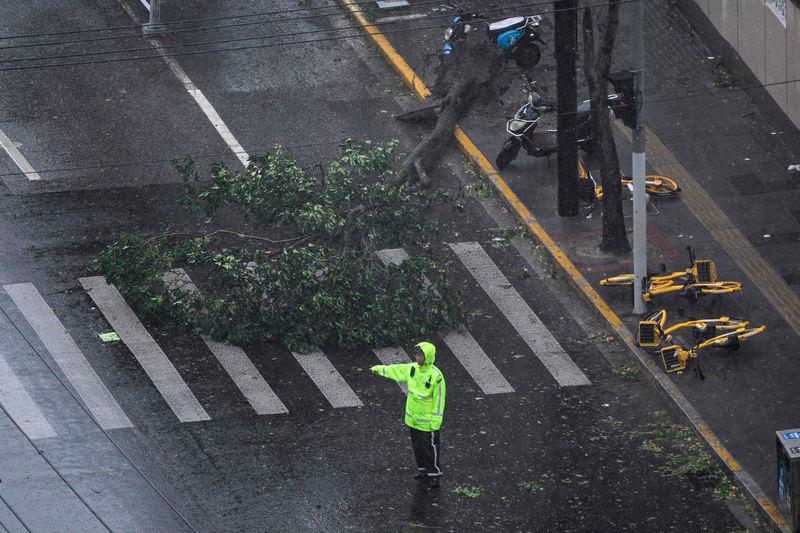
[517,104,540,122]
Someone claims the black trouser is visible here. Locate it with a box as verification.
[409,427,442,477]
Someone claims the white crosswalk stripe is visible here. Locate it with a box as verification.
[448,242,591,387]
[0,237,593,433]
[292,351,363,408]
[376,248,515,394]
[79,276,211,423]
[373,347,409,393]
[4,283,133,430]
[162,270,288,415]
[0,352,56,439]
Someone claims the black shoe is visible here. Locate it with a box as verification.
[429,476,440,488]
[414,471,427,481]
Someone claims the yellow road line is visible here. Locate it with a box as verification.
[339,4,788,529]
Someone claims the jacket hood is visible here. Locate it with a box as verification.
[415,342,436,366]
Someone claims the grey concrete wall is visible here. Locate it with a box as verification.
[692,0,800,128]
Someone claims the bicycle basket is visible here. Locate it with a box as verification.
[660,346,686,373]
[637,320,662,347]
[693,260,717,283]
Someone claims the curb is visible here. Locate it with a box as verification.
[338,2,789,531]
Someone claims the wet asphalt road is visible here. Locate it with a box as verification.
[0,1,748,531]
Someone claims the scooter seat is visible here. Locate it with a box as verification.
[488,17,526,37]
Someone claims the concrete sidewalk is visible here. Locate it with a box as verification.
[349,0,800,529]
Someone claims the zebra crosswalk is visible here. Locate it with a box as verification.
[0,242,590,440]
[163,269,288,416]
[79,276,211,423]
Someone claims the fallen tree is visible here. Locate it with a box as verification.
[93,140,464,352]
[398,32,515,186]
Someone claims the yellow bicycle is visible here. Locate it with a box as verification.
[577,157,680,203]
[635,309,748,348]
[600,247,742,303]
[660,325,767,373]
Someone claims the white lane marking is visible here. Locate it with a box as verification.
[4,284,133,429]
[376,248,515,394]
[372,347,409,393]
[140,0,150,10]
[375,14,426,23]
[0,353,56,439]
[146,35,249,168]
[162,270,288,415]
[449,242,591,387]
[292,351,363,408]
[78,276,210,423]
[0,128,41,181]
[376,1,410,7]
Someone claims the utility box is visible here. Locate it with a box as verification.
[777,428,800,532]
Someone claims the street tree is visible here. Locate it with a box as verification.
[398,30,515,186]
[93,140,464,352]
[580,0,631,254]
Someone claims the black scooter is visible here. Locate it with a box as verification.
[495,76,621,170]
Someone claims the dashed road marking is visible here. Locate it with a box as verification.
[0,128,41,181]
[449,242,591,387]
[162,270,288,415]
[373,347,409,393]
[79,276,210,423]
[292,351,363,408]
[0,352,56,439]
[376,248,515,394]
[4,283,133,430]
[144,29,249,168]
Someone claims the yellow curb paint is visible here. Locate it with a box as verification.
[758,499,789,529]
[696,421,742,471]
[339,0,431,100]
[341,4,787,530]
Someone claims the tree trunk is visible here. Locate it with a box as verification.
[396,32,513,186]
[555,0,579,217]
[398,80,477,187]
[581,0,630,254]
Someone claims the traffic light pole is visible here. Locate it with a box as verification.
[631,0,647,314]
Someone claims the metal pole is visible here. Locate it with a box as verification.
[631,0,647,314]
[143,0,166,36]
[555,0,579,217]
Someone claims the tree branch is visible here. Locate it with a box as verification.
[143,230,308,246]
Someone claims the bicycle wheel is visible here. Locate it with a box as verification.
[496,137,521,170]
[700,281,742,294]
[645,175,680,196]
[600,273,634,286]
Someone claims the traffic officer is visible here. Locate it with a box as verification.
[371,341,446,487]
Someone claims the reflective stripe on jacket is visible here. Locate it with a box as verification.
[373,344,446,431]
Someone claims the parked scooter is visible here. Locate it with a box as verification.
[495,76,621,170]
[443,13,546,68]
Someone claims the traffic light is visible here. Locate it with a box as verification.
[608,70,637,129]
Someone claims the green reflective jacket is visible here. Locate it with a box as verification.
[372,342,446,431]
